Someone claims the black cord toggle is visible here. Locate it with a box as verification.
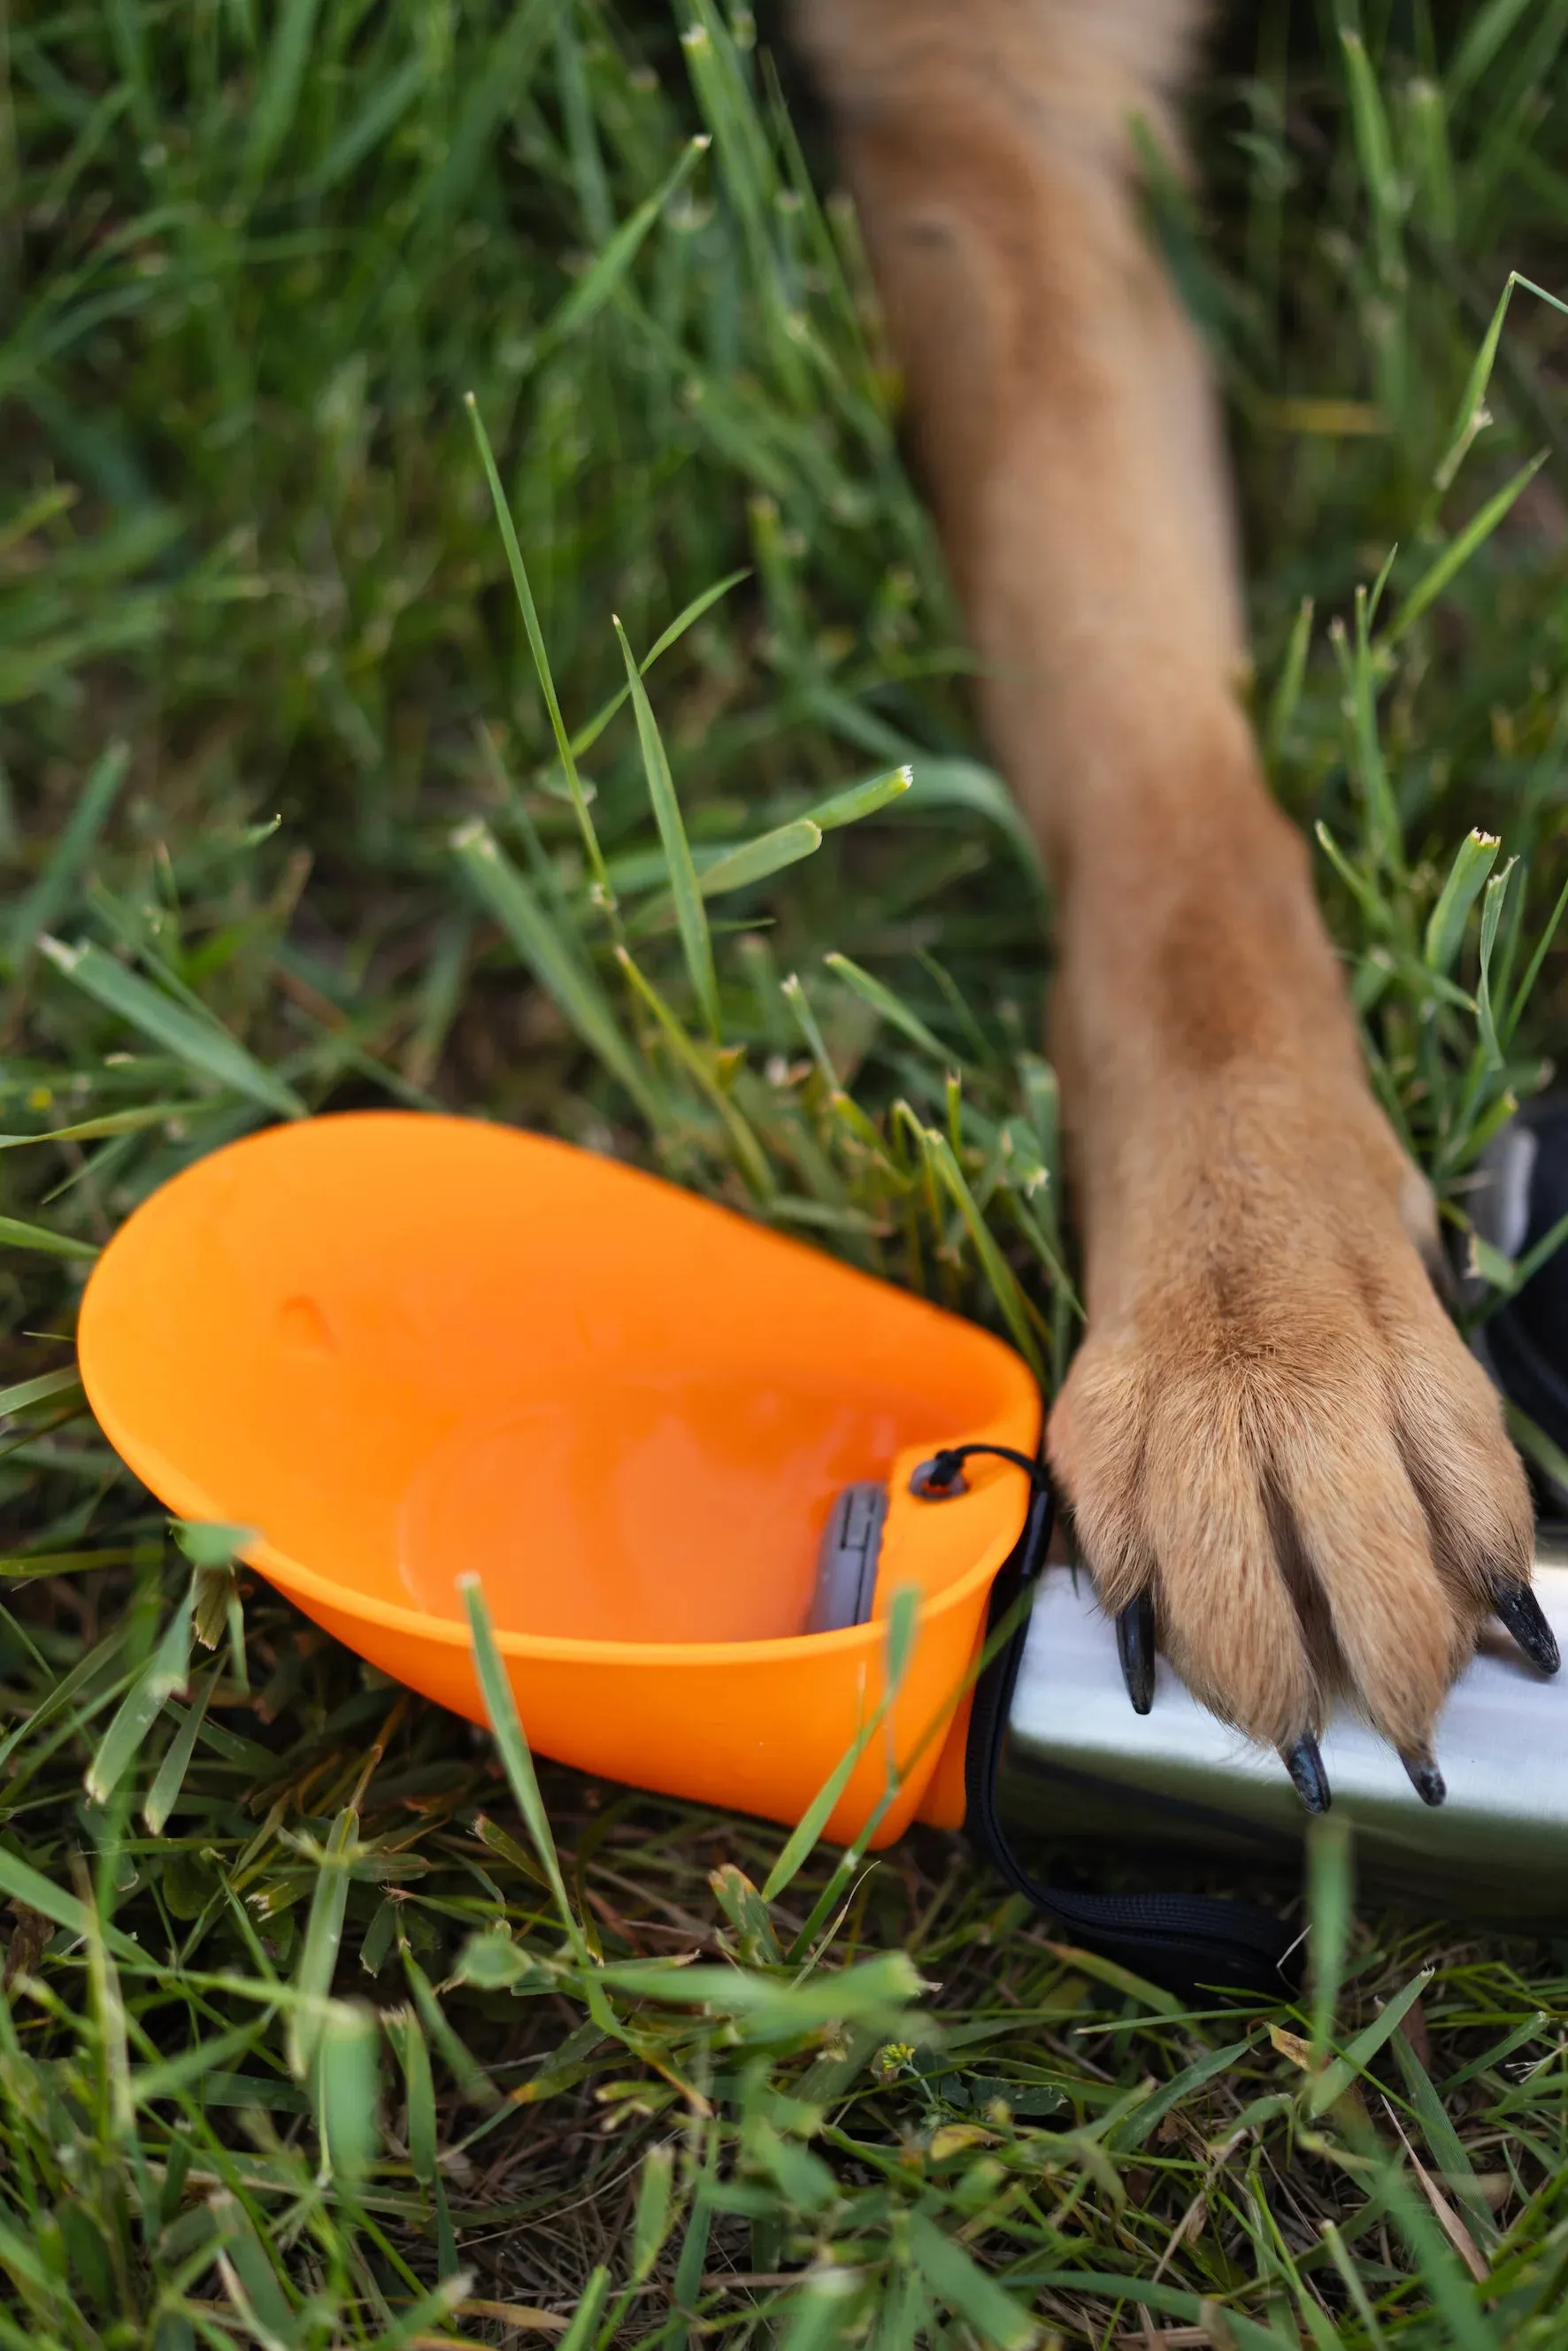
[910,1443,1052,1499]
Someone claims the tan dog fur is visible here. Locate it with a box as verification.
[794,0,1536,1767]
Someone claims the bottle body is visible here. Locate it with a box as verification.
[997,1537,1568,1927]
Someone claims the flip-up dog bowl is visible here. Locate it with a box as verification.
[78,1112,1039,1844]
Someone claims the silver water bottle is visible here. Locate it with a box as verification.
[992,1533,1568,1930]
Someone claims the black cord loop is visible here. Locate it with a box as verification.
[910,1442,1051,1498]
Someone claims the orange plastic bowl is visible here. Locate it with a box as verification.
[77,1112,1040,1845]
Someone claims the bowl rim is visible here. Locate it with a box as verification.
[87,1408,1040,1666]
[78,1109,1043,1667]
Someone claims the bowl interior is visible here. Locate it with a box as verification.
[81,1114,1037,1647]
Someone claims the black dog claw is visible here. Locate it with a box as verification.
[1282,1733,1331,1814]
[1116,1591,1157,1715]
[1491,1577,1561,1676]
[1403,1752,1447,1808]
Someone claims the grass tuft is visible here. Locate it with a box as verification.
[3,1,1568,2342]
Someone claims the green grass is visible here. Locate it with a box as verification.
[5,0,1568,2342]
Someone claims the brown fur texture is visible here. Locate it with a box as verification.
[794,0,1535,1761]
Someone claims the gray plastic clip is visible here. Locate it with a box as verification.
[804,1481,888,1633]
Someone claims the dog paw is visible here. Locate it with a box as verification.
[1046,1104,1549,1795]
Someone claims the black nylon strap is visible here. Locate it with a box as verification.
[961,1476,1301,1998]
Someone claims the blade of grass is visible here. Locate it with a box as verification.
[905,2213,1036,2351]
[776,2268,861,2351]
[0,1213,96,1260]
[287,1804,358,2078]
[1475,860,1514,1066]
[314,1999,381,2184]
[920,1125,1046,1382]
[0,1099,211,1149]
[1448,0,1537,107]
[565,569,750,761]
[542,135,710,346]
[615,943,775,1198]
[761,1586,920,1905]
[41,937,305,1118]
[1264,599,1314,766]
[0,1840,141,1963]
[1389,2026,1500,2251]
[1339,596,1403,878]
[241,0,321,194]
[85,1573,196,1806]
[633,820,822,927]
[451,819,663,1128]
[1307,1969,1433,2117]
[900,757,1044,885]
[465,394,611,905]
[1425,830,1501,972]
[1308,1813,1353,2067]
[823,952,956,1069]
[1383,452,1549,648]
[390,2006,439,2186]
[142,1660,219,1834]
[1503,862,1568,1043]
[3,738,128,964]
[307,50,429,196]
[557,2270,610,2351]
[457,1575,610,2028]
[0,1369,82,1414]
[631,2143,675,2283]
[804,766,911,832]
[612,614,719,1036]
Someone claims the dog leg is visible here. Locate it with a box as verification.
[796,0,1537,1785]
